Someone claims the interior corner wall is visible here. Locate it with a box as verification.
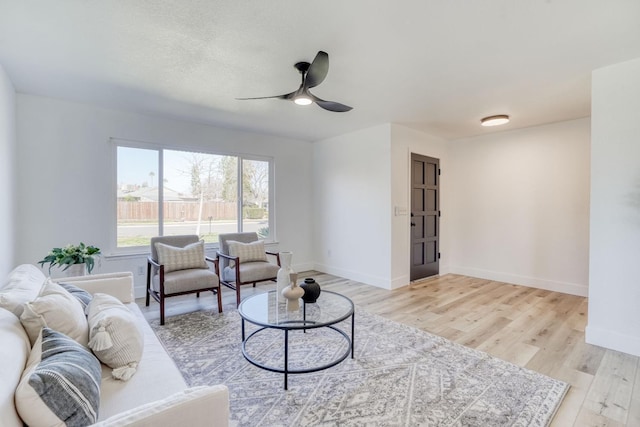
[15,94,314,297]
[587,57,640,357]
[448,118,591,296]
[0,64,16,278]
[390,124,449,289]
[312,124,393,289]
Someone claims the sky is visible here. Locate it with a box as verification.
[117,147,205,194]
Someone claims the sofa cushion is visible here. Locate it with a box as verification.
[20,279,89,347]
[93,386,230,427]
[15,328,101,427]
[87,293,144,381]
[0,264,46,317]
[0,307,31,427]
[155,240,208,273]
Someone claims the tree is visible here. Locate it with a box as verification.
[221,156,238,202]
[243,160,268,207]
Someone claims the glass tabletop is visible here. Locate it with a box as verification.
[238,290,354,330]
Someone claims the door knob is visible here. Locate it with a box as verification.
[411,222,416,227]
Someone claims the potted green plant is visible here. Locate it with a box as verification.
[38,243,101,275]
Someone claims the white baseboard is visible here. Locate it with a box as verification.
[314,263,392,290]
[449,266,588,297]
[292,262,315,275]
[391,275,410,290]
[586,325,640,357]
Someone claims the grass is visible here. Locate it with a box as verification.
[117,233,220,248]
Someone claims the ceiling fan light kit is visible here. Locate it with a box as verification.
[294,95,313,106]
[237,51,352,112]
[481,114,510,127]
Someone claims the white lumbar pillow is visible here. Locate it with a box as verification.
[227,240,267,263]
[155,240,208,273]
[87,293,144,381]
[20,279,89,347]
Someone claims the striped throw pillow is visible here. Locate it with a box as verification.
[155,240,208,273]
[16,328,101,427]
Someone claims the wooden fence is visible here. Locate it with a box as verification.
[118,201,238,222]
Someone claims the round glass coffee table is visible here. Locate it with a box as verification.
[238,290,354,390]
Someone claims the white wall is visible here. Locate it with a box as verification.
[390,124,449,288]
[313,124,392,288]
[15,94,313,296]
[448,118,591,296]
[0,65,16,279]
[587,57,640,357]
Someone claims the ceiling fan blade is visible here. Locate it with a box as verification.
[305,51,329,88]
[236,91,296,101]
[310,93,352,112]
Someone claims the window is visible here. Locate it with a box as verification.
[116,143,272,249]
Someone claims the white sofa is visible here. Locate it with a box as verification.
[0,264,229,426]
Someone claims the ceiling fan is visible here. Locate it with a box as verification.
[237,51,353,112]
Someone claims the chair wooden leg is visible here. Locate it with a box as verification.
[196,292,200,298]
[216,288,222,313]
[252,282,256,288]
[160,297,165,326]
[145,277,151,307]
[236,285,241,307]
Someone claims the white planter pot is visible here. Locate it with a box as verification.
[64,264,87,277]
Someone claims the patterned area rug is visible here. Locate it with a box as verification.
[150,309,568,426]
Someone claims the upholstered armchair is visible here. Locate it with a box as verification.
[146,235,222,325]
[217,232,280,306]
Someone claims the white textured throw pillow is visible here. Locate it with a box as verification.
[227,240,267,263]
[87,293,144,381]
[20,279,89,347]
[155,240,208,273]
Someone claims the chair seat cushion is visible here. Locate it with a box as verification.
[152,269,219,295]
[223,261,279,284]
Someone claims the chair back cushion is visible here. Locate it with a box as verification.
[154,240,208,273]
[150,235,200,263]
[218,232,259,270]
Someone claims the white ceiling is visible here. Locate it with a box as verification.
[1,1,639,142]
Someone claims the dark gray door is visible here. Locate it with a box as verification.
[410,153,440,280]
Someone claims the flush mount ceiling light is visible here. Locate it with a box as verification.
[481,114,510,127]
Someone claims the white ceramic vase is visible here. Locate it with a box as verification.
[276,252,294,304]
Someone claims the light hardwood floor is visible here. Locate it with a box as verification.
[137,272,640,427]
